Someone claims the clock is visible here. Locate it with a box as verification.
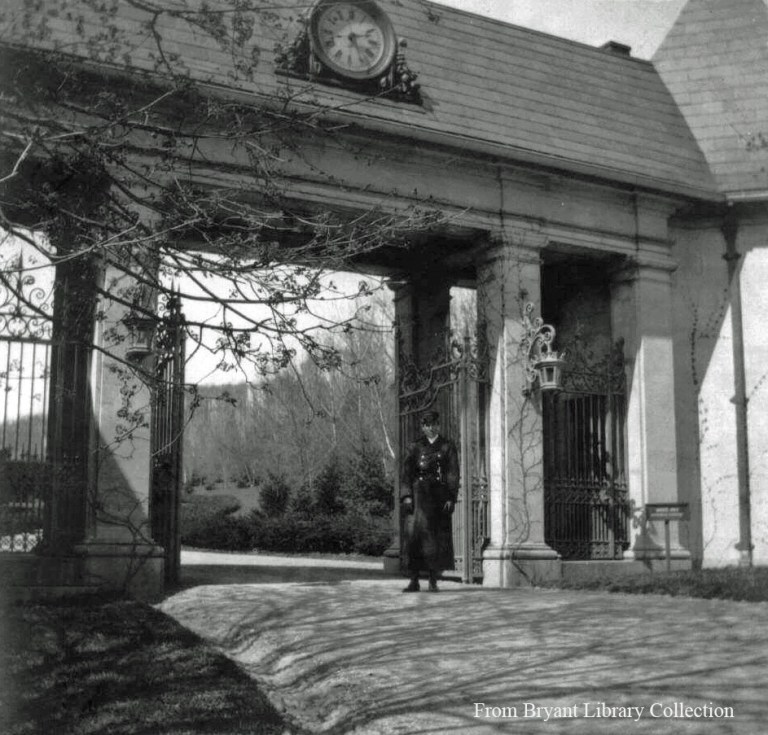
[309,0,396,80]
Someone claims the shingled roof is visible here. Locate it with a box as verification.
[2,0,718,200]
[653,0,768,198]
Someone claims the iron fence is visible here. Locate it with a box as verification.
[1,255,53,552]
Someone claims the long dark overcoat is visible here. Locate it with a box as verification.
[400,435,460,573]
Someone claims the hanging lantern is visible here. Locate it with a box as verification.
[533,351,566,392]
[124,313,156,361]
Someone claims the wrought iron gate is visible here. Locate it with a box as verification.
[149,297,186,585]
[543,338,629,560]
[398,334,489,582]
[0,256,53,552]
[1,251,95,555]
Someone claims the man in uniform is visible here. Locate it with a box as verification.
[400,410,459,592]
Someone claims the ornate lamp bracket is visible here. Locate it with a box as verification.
[521,302,565,395]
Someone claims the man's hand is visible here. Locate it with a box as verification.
[443,500,454,513]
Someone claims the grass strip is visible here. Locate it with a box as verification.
[0,594,297,735]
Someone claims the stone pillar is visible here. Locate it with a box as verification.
[382,281,411,574]
[394,275,451,366]
[611,256,690,568]
[44,247,97,552]
[382,275,451,574]
[75,251,165,600]
[477,242,560,586]
[28,233,99,588]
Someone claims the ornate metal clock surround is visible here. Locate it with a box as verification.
[275,0,422,105]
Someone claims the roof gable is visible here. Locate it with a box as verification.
[653,0,768,197]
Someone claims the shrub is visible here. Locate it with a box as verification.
[180,494,242,547]
[341,439,393,517]
[178,483,393,557]
[247,511,391,556]
[352,515,392,556]
[314,454,345,515]
[234,474,251,489]
[182,513,253,551]
[289,483,315,516]
[301,514,358,554]
[259,472,291,517]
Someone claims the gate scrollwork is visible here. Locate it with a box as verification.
[397,329,489,416]
[0,256,54,341]
[0,254,55,553]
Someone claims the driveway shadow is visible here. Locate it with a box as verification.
[160,578,768,735]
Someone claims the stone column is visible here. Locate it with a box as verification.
[394,274,452,366]
[15,227,105,590]
[75,248,165,600]
[611,255,690,568]
[382,275,451,574]
[477,242,560,586]
[382,281,411,574]
[44,246,97,553]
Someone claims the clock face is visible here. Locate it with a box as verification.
[311,1,396,80]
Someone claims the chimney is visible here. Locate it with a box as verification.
[601,40,632,57]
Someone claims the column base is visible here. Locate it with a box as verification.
[627,526,692,567]
[624,544,692,572]
[74,541,165,601]
[482,542,562,587]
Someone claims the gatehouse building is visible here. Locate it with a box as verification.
[1,0,767,597]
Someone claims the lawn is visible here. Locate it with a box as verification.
[0,595,298,735]
[545,566,768,602]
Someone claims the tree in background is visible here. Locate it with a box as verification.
[313,452,345,516]
[258,472,291,518]
[183,288,398,492]
[342,436,393,518]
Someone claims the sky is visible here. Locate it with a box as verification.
[434,0,687,59]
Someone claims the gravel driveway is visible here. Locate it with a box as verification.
[158,551,768,734]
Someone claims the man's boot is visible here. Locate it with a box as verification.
[402,575,420,593]
[428,570,439,593]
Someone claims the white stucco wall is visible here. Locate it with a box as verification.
[671,214,768,567]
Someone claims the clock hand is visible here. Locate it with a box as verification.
[347,32,363,65]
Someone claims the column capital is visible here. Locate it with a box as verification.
[386,278,412,300]
[611,253,677,285]
[476,240,543,270]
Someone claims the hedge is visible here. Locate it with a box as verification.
[180,494,242,548]
[180,505,392,556]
